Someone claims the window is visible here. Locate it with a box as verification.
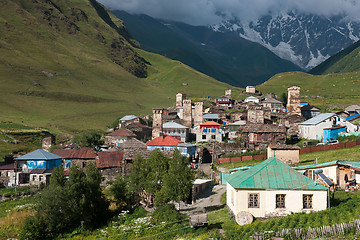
[39,175,43,182]
[276,194,286,208]
[303,194,313,209]
[248,193,259,208]
[211,135,216,139]
[202,135,206,140]
[32,175,36,181]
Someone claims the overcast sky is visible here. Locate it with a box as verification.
[98,0,360,25]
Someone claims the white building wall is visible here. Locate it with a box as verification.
[227,183,327,218]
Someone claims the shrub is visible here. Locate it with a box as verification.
[151,204,185,224]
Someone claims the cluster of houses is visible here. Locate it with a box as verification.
[1,85,360,224]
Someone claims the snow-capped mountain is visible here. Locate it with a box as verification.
[212,11,360,70]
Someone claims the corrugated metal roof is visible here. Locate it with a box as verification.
[120,115,137,121]
[203,114,219,119]
[227,157,328,190]
[346,114,360,121]
[177,143,196,147]
[299,113,334,125]
[118,138,146,149]
[262,97,282,104]
[16,149,62,161]
[163,121,188,129]
[96,152,124,168]
[293,161,338,170]
[53,148,97,159]
[240,124,286,133]
[0,162,15,170]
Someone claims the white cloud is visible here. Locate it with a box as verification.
[98,0,360,25]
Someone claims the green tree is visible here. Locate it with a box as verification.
[21,165,109,239]
[73,130,104,149]
[159,150,194,208]
[110,175,128,207]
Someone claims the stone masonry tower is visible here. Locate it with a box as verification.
[152,108,163,139]
[193,102,203,126]
[176,93,183,108]
[287,86,301,115]
[225,89,232,98]
[183,99,192,128]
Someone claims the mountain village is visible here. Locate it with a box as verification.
[2,84,360,237]
[3,0,360,239]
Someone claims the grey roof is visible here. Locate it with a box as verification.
[178,142,196,147]
[16,149,62,160]
[262,97,282,104]
[345,105,360,112]
[299,113,335,125]
[245,96,259,100]
[229,120,246,126]
[163,121,188,129]
[203,113,219,119]
[120,115,137,121]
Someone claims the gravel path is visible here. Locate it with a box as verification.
[178,184,226,215]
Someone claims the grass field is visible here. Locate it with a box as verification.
[217,145,360,169]
[258,71,360,111]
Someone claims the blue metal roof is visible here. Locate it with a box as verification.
[299,113,335,125]
[203,114,219,119]
[227,157,328,190]
[120,115,137,121]
[16,149,62,160]
[346,114,359,121]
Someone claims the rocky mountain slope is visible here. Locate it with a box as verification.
[113,10,300,87]
[213,11,360,70]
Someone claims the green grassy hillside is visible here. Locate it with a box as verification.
[309,40,360,75]
[0,0,238,135]
[257,71,360,111]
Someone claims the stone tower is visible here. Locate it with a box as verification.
[225,89,232,98]
[287,86,301,115]
[193,102,203,126]
[152,108,163,139]
[247,106,265,124]
[176,93,184,108]
[183,99,192,128]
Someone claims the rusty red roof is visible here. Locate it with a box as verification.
[0,162,15,170]
[53,147,97,159]
[29,169,46,174]
[96,151,124,168]
[146,135,183,146]
[105,129,136,137]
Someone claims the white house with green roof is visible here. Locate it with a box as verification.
[226,157,328,219]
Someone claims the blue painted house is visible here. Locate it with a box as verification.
[323,126,346,143]
[16,149,62,185]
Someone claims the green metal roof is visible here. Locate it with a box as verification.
[226,157,328,190]
[294,160,360,170]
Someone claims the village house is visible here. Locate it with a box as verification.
[196,121,224,143]
[267,144,300,165]
[162,121,189,142]
[301,104,321,119]
[117,138,149,161]
[118,115,139,128]
[96,151,124,184]
[203,113,221,123]
[277,113,306,135]
[146,135,196,158]
[345,104,360,115]
[125,122,152,141]
[0,155,16,187]
[244,96,259,104]
[298,113,357,141]
[228,120,246,141]
[261,96,285,113]
[53,147,97,169]
[226,157,328,220]
[229,110,247,122]
[216,96,234,109]
[238,124,287,150]
[294,161,360,189]
[15,149,62,186]
[247,106,271,124]
[246,86,256,94]
[104,128,137,147]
